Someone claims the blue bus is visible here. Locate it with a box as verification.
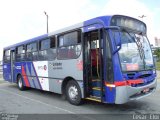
[3,15,156,105]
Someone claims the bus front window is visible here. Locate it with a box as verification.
[117,31,154,72]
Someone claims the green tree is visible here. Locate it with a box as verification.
[154,49,160,61]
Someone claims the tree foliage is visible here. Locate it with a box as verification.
[154,49,160,61]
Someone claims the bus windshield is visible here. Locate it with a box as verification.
[116,31,154,72]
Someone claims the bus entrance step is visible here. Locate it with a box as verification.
[92,79,101,87]
[92,87,104,97]
[92,87,101,90]
[85,96,101,102]
[92,79,100,82]
[91,87,105,97]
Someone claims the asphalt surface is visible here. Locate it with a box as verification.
[0,72,160,120]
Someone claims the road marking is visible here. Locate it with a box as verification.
[0,88,95,120]
[0,88,74,114]
[0,88,96,120]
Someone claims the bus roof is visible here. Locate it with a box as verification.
[48,15,145,36]
[48,15,113,36]
[4,15,145,50]
[4,34,48,50]
[4,15,113,50]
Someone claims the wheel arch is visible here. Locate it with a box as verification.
[16,73,22,83]
[61,76,84,98]
[61,76,75,96]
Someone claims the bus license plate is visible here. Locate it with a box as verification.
[143,88,149,93]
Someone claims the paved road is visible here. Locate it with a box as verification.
[0,73,160,120]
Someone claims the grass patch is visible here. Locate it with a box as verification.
[156,62,160,71]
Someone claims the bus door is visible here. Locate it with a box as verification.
[10,50,15,83]
[83,29,104,102]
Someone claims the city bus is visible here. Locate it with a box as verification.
[3,15,156,105]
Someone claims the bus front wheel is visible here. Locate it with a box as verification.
[66,80,82,105]
[17,75,26,91]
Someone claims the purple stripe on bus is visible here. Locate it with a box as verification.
[32,62,42,90]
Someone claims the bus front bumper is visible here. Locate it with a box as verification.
[115,78,157,104]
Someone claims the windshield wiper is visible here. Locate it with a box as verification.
[133,34,145,59]
[122,29,145,59]
[133,33,147,70]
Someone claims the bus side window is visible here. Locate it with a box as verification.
[16,45,25,62]
[39,36,56,61]
[49,36,56,60]
[26,42,38,61]
[26,44,32,61]
[3,50,10,63]
[57,31,81,59]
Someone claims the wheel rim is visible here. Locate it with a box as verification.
[18,78,22,88]
[68,85,78,101]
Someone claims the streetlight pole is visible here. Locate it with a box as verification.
[44,11,49,33]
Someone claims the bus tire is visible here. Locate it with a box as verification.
[66,80,82,105]
[17,75,26,91]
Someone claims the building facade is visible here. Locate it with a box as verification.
[155,37,160,47]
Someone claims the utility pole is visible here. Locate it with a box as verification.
[44,11,49,33]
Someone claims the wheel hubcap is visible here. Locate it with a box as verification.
[18,78,22,88]
[68,86,78,100]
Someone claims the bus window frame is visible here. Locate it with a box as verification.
[26,42,38,53]
[38,37,57,61]
[57,30,82,60]
[26,42,38,61]
[16,45,26,62]
[3,49,11,63]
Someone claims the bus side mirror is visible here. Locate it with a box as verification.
[113,31,121,54]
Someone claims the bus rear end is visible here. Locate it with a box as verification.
[105,15,156,104]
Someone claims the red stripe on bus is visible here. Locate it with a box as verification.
[114,81,127,86]
[126,79,144,86]
[22,65,30,87]
[105,79,144,87]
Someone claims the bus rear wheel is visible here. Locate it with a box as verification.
[17,75,26,91]
[66,80,82,105]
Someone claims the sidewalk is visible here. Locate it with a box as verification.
[0,74,3,79]
[156,71,160,82]
[0,74,5,84]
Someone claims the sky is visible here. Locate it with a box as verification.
[0,0,160,60]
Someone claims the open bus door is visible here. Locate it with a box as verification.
[83,29,104,102]
[10,50,15,83]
